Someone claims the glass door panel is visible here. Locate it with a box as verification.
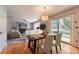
[51,15,71,43]
[59,15,71,43]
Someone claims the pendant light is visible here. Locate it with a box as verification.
[41,6,49,21]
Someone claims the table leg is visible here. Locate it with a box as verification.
[54,36,56,40]
[33,40,37,54]
[28,39,31,48]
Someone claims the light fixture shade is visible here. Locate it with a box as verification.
[41,15,49,21]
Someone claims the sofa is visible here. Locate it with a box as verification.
[7,31,20,40]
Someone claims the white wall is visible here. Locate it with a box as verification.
[7,16,14,31]
[0,6,7,52]
[34,22,40,30]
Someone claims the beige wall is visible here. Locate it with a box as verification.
[48,6,79,47]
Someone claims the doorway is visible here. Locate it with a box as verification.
[51,15,72,43]
[59,15,71,43]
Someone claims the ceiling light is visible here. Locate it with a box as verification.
[41,6,49,21]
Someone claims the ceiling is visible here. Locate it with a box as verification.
[3,5,76,23]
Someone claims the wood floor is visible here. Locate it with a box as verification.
[1,42,79,54]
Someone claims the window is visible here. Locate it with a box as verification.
[51,15,72,43]
[51,19,59,32]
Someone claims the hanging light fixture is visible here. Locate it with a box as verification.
[41,6,49,21]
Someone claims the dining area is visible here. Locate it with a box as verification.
[26,30,62,54]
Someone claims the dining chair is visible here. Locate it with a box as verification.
[37,35,54,54]
[37,33,62,54]
[53,33,62,53]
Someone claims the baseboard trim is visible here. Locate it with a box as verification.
[61,41,79,48]
[0,45,7,54]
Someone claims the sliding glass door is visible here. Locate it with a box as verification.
[59,15,71,43]
[51,15,71,43]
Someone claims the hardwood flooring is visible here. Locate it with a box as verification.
[1,42,79,54]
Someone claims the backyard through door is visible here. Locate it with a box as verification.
[51,15,72,43]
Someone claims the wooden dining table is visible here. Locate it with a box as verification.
[27,35,45,54]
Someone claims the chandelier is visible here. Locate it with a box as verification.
[41,6,49,21]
